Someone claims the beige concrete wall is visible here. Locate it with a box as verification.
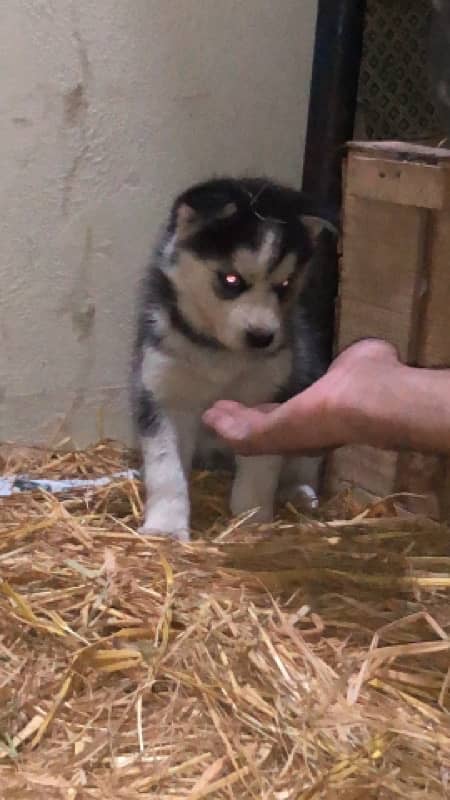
[0,0,317,447]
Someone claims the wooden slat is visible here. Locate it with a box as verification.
[417,210,450,367]
[328,140,450,520]
[337,191,427,362]
[337,298,412,361]
[329,181,420,498]
[347,154,450,209]
[348,140,450,163]
[328,446,398,498]
[340,193,427,318]
[395,452,443,519]
[437,460,450,520]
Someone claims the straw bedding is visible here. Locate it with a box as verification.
[0,440,449,799]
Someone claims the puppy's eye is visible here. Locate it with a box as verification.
[273,278,291,300]
[217,271,248,298]
[224,273,241,286]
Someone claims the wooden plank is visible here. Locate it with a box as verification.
[328,446,398,498]
[438,460,450,520]
[331,173,425,499]
[347,154,450,209]
[337,297,412,361]
[340,194,427,319]
[348,140,450,163]
[417,210,450,367]
[329,140,450,518]
[395,452,443,519]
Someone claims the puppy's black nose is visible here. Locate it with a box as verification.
[246,328,275,349]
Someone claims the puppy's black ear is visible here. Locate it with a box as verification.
[296,190,340,247]
[174,200,237,238]
[301,214,339,246]
[170,180,240,239]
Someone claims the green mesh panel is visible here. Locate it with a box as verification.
[357,0,443,140]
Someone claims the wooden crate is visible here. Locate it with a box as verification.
[326,140,450,518]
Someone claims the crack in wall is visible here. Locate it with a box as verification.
[61,7,91,217]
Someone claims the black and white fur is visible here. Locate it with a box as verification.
[131,178,338,541]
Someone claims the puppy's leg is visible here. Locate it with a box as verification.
[230,455,283,523]
[136,391,197,541]
[140,419,189,540]
[278,455,323,511]
[171,411,199,477]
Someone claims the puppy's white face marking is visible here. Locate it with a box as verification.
[162,234,176,260]
[257,229,277,266]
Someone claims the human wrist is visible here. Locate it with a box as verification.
[339,361,412,450]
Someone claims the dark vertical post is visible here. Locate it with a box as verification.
[429,1,450,134]
[302,0,367,210]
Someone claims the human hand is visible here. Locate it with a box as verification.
[202,339,403,455]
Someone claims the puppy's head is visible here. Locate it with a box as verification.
[162,178,336,353]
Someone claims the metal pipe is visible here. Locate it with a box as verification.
[302,0,367,210]
[429,0,450,136]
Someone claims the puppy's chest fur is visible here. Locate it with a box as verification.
[142,327,292,412]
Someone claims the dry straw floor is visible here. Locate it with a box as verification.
[0,440,449,799]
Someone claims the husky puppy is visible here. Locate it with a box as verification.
[131,178,338,541]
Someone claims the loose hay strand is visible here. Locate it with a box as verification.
[0,440,449,798]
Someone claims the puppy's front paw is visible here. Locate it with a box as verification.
[230,486,274,524]
[248,505,274,523]
[138,523,189,542]
[279,482,319,512]
[139,505,190,542]
[230,455,281,526]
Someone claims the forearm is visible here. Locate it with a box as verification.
[346,364,450,455]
